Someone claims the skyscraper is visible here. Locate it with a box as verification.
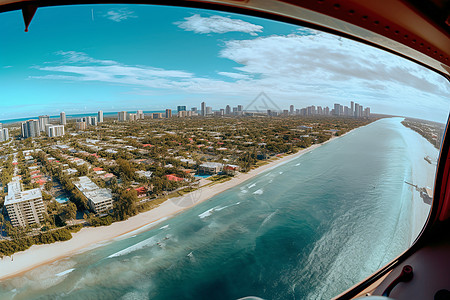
[166,109,172,118]
[177,106,186,112]
[225,105,231,115]
[206,106,212,115]
[38,115,50,132]
[136,110,144,120]
[0,125,9,142]
[60,112,66,125]
[354,103,360,117]
[237,105,243,112]
[333,104,341,116]
[98,110,104,123]
[21,120,40,138]
[290,105,294,115]
[350,101,354,116]
[118,111,127,122]
[201,102,206,116]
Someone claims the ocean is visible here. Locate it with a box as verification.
[0,111,165,125]
[0,117,438,300]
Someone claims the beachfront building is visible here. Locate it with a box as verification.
[224,164,240,175]
[4,180,45,227]
[199,162,223,174]
[74,176,113,214]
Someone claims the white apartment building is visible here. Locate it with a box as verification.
[46,124,65,137]
[4,180,45,227]
[74,176,113,214]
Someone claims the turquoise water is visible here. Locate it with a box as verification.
[55,197,69,204]
[0,118,438,299]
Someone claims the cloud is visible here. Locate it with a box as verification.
[32,28,449,123]
[218,72,251,80]
[103,8,137,22]
[175,14,263,35]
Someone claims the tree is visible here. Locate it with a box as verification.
[114,189,138,221]
[44,181,53,191]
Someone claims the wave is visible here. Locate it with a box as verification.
[199,202,242,219]
[55,268,75,277]
[160,225,169,230]
[248,183,256,189]
[253,189,264,195]
[295,163,301,166]
[108,236,159,258]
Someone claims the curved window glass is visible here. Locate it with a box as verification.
[0,5,448,299]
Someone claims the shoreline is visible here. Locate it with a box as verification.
[0,131,350,280]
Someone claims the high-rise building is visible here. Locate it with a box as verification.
[206,106,212,115]
[4,179,44,227]
[364,107,371,117]
[317,106,323,115]
[290,105,294,115]
[225,105,231,115]
[333,104,341,116]
[220,109,225,116]
[60,112,66,125]
[1,127,9,142]
[201,102,206,116]
[152,113,163,119]
[21,120,40,138]
[166,109,172,118]
[98,110,104,123]
[76,121,87,130]
[136,110,144,120]
[177,106,186,112]
[38,115,50,132]
[129,113,137,121]
[118,111,127,122]
[191,107,198,113]
[46,124,65,137]
[354,103,360,117]
[350,101,355,116]
[237,105,243,112]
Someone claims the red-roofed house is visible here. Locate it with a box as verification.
[165,174,184,182]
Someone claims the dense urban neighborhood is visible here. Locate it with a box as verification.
[0,102,374,256]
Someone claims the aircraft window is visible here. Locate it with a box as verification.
[0,4,448,299]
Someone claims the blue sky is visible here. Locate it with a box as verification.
[0,4,449,122]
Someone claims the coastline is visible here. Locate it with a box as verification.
[0,131,346,280]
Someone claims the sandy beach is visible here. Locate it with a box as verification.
[0,135,337,280]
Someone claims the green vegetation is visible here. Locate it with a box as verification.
[0,228,73,258]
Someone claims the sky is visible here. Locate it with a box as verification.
[0,4,449,122]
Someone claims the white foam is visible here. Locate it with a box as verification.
[241,190,248,194]
[253,189,264,195]
[295,163,301,166]
[108,236,158,258]
[216,202,241,211]
[118,218,168,239]
[279,171,283,174]
[159,225,169,230]
[55,268,75,277]
[248,183,256,189]
[198,207,218,219]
